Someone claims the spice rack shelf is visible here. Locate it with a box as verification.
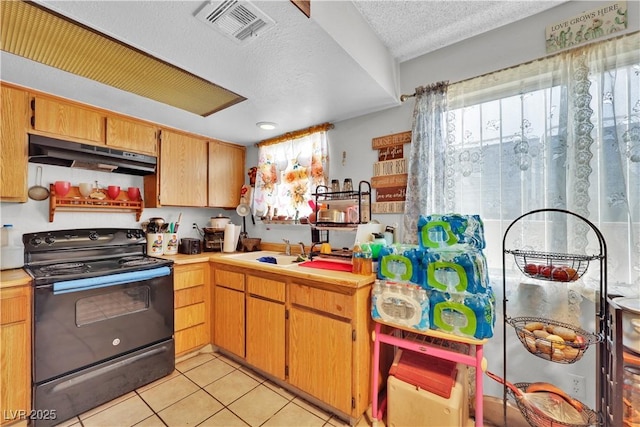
[48,184,143,222]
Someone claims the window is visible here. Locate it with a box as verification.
[440,33,639,290]
[253,125,330,220]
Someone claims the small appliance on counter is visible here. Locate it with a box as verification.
[203,228,225,252]
[193,223,228,252]
[178,238,202,254]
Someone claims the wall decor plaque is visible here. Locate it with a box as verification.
[371,131,411,150]
[545,1,627,53]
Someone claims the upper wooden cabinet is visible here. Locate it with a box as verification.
[0,85,29,202]
[106,117,158,156]
[31,95,105,144]
[145,129,208,207]
[208,141,246,208]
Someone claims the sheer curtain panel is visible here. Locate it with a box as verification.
[410,32,639,302]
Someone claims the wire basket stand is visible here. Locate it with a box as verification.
[501,209,608,427]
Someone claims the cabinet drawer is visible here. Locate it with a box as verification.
[290,283,353,319]
[214,268,245,292]
[175,302,205,331]
[0,294,28,325]
[174,285,205,308]
[175,324,208,355]
[247,275,285,302]
[174,265,206,291]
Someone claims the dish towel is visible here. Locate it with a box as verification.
[299,260,353,272]
[53,266,171,295]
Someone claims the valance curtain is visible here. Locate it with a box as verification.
[406,32,639,303]
[253,131,329,219]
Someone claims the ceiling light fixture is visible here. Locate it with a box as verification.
[257,122,277,130]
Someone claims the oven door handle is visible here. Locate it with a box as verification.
[52,266,171,295]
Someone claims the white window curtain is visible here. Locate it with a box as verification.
[406,32,639,313]
[253,131,329,219]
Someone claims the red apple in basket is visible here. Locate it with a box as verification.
[552,266,571,282]
[524,263,539,275]
[539,265,553,278]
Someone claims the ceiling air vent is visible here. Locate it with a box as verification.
[196,0,276,44]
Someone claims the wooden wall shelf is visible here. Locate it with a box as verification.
[48,184,143,222]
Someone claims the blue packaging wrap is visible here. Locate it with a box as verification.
[418,214,486,251]
[428,287,496,339]
[421,249,490,294]
[377,245,424,284]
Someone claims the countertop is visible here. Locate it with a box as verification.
[0,268,31,289]
[0,251,375,290]
[161,251,375,289]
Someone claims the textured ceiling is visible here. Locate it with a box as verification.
[0,0,566,146]
[353,1,567,62]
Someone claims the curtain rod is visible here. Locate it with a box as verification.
[399,31,639,102]
[256,122,334,147]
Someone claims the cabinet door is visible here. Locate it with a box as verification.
[213,285,245,357]
[289,306,353,414]
[208,141,245,208]
[106,117,158,155]
[1,285,31,425]
[32,96,104,144]
[246,296,285,379]
[0,85,29,202]
[155,130,208,207]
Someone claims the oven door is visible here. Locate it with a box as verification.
[33,267,174,383]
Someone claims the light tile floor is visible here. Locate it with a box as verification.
[54,350,374,427]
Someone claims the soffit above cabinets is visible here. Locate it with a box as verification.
[0,0,246,117]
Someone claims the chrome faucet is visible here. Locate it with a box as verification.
[298,242,306,257]
[283,239,291,255]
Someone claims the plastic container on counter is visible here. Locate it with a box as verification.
[1,225,24,270]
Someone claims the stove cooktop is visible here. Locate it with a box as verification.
[25,255,172,285]
[23,228,173,285]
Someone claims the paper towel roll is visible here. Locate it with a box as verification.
[223,224,240,252]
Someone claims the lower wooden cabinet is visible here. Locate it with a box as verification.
[289,305,353,413]
[210,261,374,422]
[246,275,286,380]
[174,263,210,356]
[0,284,31,425]
[213,268,245,358]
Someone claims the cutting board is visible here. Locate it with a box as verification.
[299,260,353,272]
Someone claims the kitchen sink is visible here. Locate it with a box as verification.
[223,251,302,267]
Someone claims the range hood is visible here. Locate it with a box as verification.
[28,135,157,176]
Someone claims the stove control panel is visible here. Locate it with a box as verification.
[24,228,147,252]
[127,230,145,240]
